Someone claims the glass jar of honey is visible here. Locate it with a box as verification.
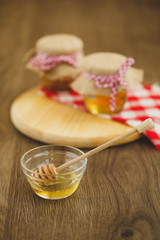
[71,52,143,115]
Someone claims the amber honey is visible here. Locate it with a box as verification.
[84,90,127,114]
[28,173,81,200]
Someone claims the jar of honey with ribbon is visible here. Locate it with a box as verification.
[71,52,144,114]
[24,34,84,91]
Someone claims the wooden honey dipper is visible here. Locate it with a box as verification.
[33,118,154,181]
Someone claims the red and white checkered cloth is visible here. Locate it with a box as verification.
[39,84,160,151]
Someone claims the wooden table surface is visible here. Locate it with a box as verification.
[1,0,160,239]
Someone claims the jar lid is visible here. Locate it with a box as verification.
[36,34,83,55]
[24,34,84,80]
[82,52,127,75]
[71,52,144,96]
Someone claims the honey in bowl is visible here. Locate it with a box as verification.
[21,145,87,200]
[28,170,81,199]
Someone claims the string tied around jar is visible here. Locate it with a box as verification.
[82,57,135,111]
[30,51,80,71]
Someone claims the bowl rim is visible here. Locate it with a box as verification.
[21,144,87,176]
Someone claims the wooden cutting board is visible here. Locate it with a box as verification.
[10,87,141,148]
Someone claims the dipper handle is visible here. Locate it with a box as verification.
[136,118,154,133]
[56,118,154,172]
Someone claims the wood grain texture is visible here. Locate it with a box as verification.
[0,0,160,239]
[10,87,140,147]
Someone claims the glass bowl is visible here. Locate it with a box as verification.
[21,145,87,200]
